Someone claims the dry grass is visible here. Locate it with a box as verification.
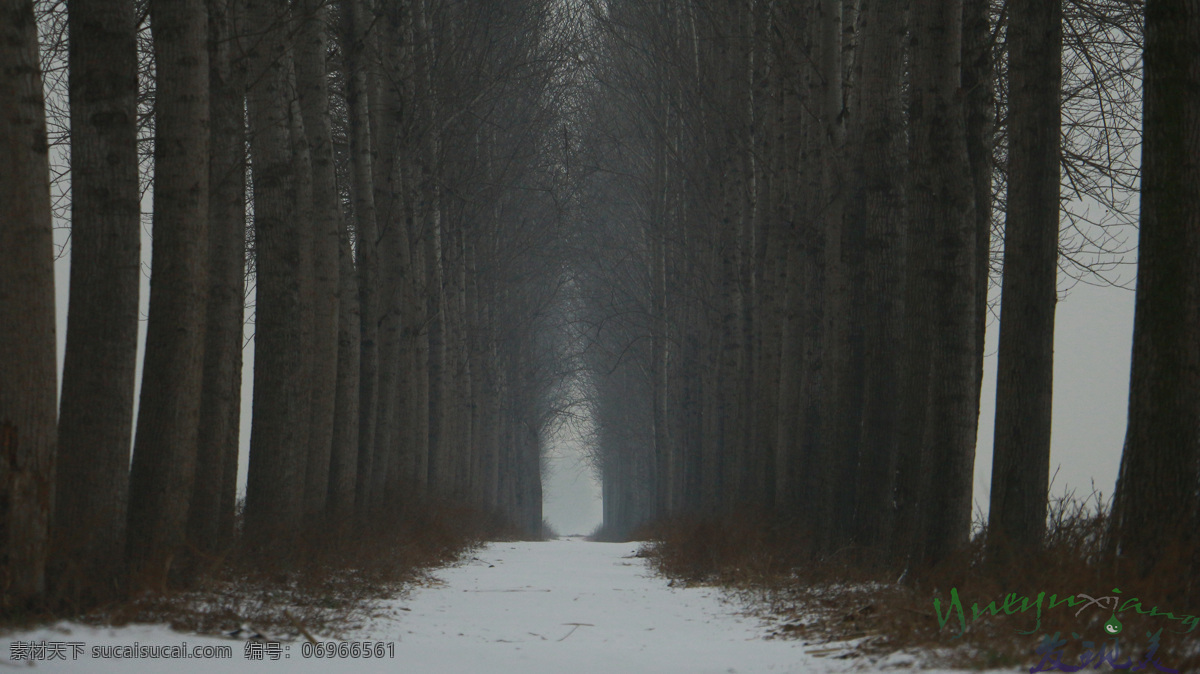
[3,500,507,640]
[641,495,1200,671]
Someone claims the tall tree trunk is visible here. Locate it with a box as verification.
[446,228,471,497]
[713,0,751,512]
[848,0,906,555]
[342,0,380,516]
[962,0,993,436]
[288,58,317,516]
[126,0,209,587]
[408,219,431,496]
[53,0,139,600]
[216,341,243,545]
[650,147,670,518]
[1110,0,1200,576]
[744,0,776,509]
[188,0,246,560]
[813,0,848,553]
[776,4,831,535]
[243,0,306,549]
[415,0,448,498]
[425,209,448,495]
[370,0,417,508]
[774,93,806,515]
[0,0,58,606]
[371,217,402,507]
[465,245,487,501]
[329,198,362,522]
[295,0,342,522]
[989,0,1060,554]
[895,0,978,568]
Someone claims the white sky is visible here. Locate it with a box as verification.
[542,432,603,536]
[975,280,1135,521]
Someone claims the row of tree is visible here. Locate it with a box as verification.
[1,0,573,609]
[579,0,1198,576]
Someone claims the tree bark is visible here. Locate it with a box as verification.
[287,57,317,519]
[0,0,58,605]
[847,0,906,555]
[53,0,140,600]
[813,0,849,553]
[295,0,342,522]
[415,0,449,498]
[989,0,1060,554]
[962,0,993,440]
[895,0,978,567]
[1110,0,1200,576]
[126,0,209,587]
[188,0,246,561]
[342,0,380,516]
[370,0,417,508]
[243,0,306,549]
[329,193,362,523]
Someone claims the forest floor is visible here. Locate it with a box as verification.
[638,507,1200,674]
[0,538,1028,673]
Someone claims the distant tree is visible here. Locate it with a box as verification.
[0,0,58,606]
[125,0,210,587]
[52,0,140,600]
[1110,0,1200,576]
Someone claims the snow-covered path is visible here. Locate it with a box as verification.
[362,538,812,673]
[4,539,1006,673]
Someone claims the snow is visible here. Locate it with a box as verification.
[2,539,1022,673]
